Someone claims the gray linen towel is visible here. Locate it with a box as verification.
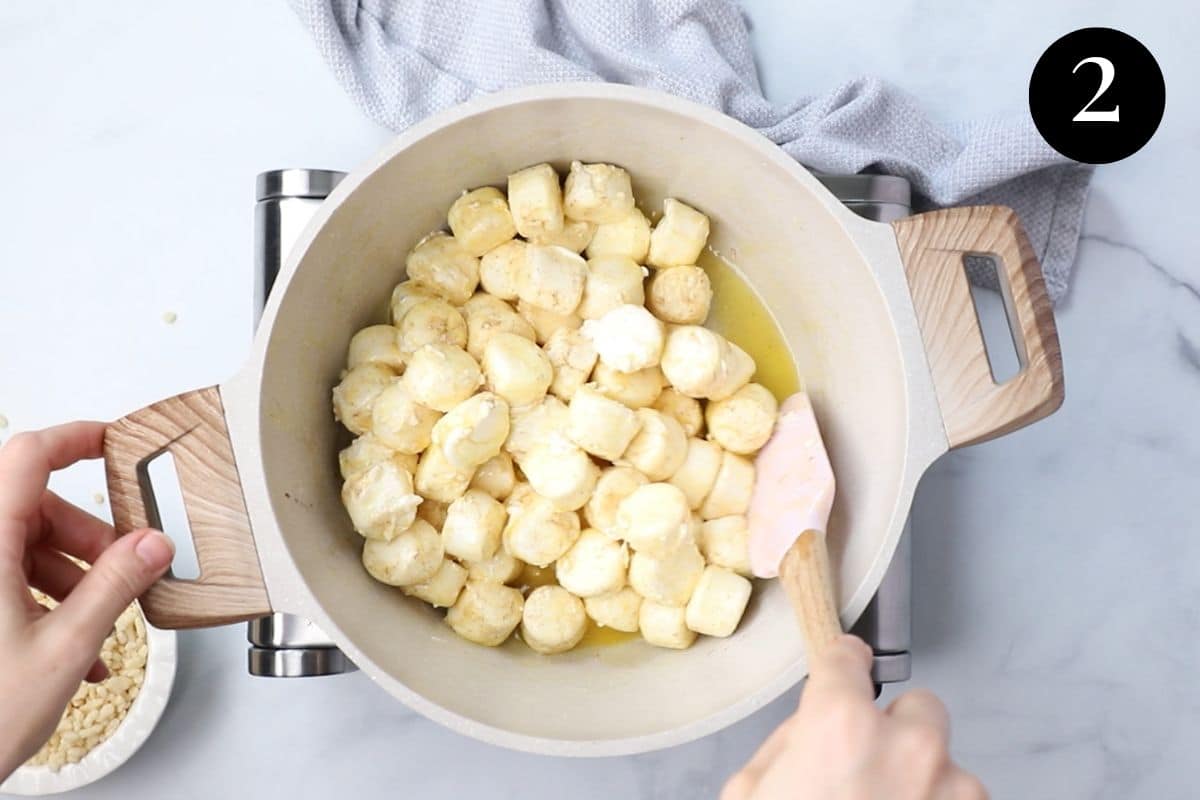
[289,0,1091,301]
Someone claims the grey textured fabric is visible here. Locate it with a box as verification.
[289,0,1091,300]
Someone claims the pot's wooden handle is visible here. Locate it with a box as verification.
[104,386,271,628]
[778,530,842,659]
[893,206,1065,449]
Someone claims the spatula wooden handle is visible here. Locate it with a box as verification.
[778,529,842,658]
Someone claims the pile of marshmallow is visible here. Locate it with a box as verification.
[332,161,779,654]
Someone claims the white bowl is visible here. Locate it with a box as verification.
[1,617,177,796]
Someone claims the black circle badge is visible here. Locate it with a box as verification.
[1029,28,1165,164]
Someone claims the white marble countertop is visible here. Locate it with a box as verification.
[0,2,1196,798]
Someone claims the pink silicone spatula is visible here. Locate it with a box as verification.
[747,392,840,657]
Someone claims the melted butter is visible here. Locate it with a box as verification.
[698,249,801,401]
[516,563,557,591]
[578,621,638,648]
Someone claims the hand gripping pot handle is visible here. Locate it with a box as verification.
[103,386,271,628]
[893,205,1065,449]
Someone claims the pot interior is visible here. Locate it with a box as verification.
[255,90,914,747]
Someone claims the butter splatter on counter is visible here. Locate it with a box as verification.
[162,311,177,325]
[0,413,8,429]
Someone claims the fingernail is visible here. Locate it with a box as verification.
[135,530,175,569]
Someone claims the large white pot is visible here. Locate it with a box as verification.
[102,84,1063,757]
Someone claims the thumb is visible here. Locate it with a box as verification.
[51,529,174,658]
[803,634,876,705]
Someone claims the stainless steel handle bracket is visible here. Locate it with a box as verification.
[250,168,355,678]
[248,646,356,678]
